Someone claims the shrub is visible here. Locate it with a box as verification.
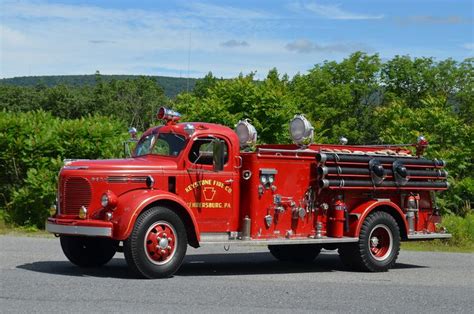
[442,213,474,247]
[0,110,127,228]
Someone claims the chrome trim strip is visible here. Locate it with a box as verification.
[258,148,318,154]
[63,166,89,170]
[260,168,278,175]
[107,176,148,183]
[200,235,359,246]
[46,221,112,237]
[406,233,452,240]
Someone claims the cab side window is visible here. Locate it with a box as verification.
[188,137,228,165]
[152,138,170,155]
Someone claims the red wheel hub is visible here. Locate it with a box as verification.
[368,224,393,261]
[144,221,177,265]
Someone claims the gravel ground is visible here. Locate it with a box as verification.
[1,235,473,313]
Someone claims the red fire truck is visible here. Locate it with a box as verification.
[46,107,450,278]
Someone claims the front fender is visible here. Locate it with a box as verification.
[349,200,408,237]
[112,189,200,241]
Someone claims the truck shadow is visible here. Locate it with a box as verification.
[17,259,134,279]
[17,252,427,279]
[177,252,427,276]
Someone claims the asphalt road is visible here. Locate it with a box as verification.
[1,236,473,313]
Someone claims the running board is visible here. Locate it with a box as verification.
[406,233,452,241]
[200,233,359,246]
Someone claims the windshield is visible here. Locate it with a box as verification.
[135,132,186,157]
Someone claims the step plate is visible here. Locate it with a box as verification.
[200,234,359,246]
[406,233,452,241]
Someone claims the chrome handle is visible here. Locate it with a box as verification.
[235,156,242,169]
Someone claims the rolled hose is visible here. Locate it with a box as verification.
[316,153,446,168]
[319,179,449,189]
[318,166,448,179]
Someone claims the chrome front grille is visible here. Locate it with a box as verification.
[61,177,92,215]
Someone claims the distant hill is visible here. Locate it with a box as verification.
[0,75,197,98]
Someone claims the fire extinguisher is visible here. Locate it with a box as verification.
[405,193,419,234]
[328,195,346,238]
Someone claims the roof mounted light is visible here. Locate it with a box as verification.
[289,114,314,145]
[235,119,257,148]
[417,135,427,145]
[157,107,181,123]
[184,123,195,135]
[416,134,428,157]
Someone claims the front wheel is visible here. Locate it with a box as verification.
[60,236,118,267]
[124,206,187,279]
[268,244,322,263]
[339,211,400,272]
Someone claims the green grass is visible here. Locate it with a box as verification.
[0,220,53,237]
[402,240,474,253]
[401,212,474,253]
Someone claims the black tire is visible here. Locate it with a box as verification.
[60,236,118,267]
[268,244,322,263]
[124,206,187,279]
[338,244,358,269]
[339,211,400,272]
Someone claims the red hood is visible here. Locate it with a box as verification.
[64,156,178,171]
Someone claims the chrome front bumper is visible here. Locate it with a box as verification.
[46,220,112,237]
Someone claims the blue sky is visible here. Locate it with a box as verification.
[0,0,472,78]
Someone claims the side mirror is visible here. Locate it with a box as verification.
[213,139,225,172]
[124,127,138,158]
[128,127,137,139]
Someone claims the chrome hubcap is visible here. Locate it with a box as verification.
[159,237,169,249]
[370,236,379,247]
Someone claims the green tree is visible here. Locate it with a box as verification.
[290,52,382,143]
[175,69,298,144]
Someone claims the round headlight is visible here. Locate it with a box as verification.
[260,175,268,185]
[101,193,109,208]
[101,191,118,210]
[289,114,314,145]
[235,119,257,148]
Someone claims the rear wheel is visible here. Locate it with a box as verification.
[338,211,400,272]
[124,206,187,279]
[60,236,118,267]
[268,244,322,263]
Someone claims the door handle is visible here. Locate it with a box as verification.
[224,179,234,185]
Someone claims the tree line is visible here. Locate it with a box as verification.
[0,74,196,99]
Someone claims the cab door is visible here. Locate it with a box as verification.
[182,135,238,232]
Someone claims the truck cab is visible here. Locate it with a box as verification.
[47,107,451,278]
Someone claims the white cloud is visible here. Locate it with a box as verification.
[0,1,292,78]
[462,43,474,51]
[185,2,271,19]
[395,15,472,26]
[221,40,249,48]
[0,25,29,46]
[295,1,384,20]
[286,39,372,54]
